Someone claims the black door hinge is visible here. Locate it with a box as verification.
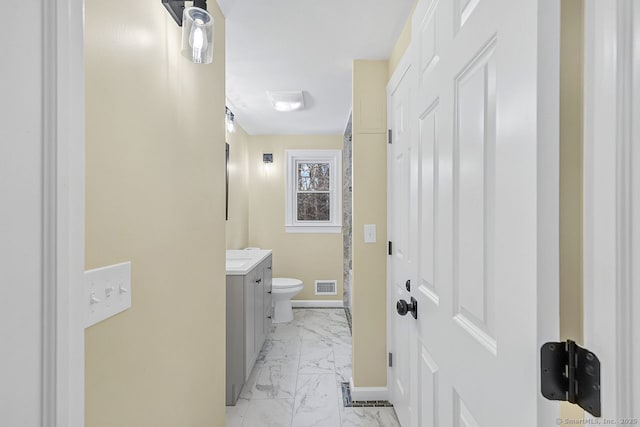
[389,352,393,367]
[388,129,393,144]
[540,340,601,417]
[388,241,393,255]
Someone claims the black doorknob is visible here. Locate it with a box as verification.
[396,297,418,319]
[396,299,409,315]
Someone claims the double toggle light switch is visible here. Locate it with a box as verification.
[85,261,132,327]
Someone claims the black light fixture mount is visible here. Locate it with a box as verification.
[162,0,208,26]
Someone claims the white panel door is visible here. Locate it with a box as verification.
[387,57,417,427]
[387,0,561,425]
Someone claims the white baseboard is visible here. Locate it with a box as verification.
[349,378,390,401]
[291,300,344,308]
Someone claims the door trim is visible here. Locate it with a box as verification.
[536,0,562,420]
[583,0,638,418]
[43,0,85,425]
[386,44,413,414]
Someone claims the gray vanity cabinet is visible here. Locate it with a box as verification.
[225,254,273,406]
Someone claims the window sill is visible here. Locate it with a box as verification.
[285,225,342,234]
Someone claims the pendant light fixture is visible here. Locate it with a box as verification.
[162,0,214,65]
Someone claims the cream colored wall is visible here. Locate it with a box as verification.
[226,124,250,249]
[246,135,344,301]
[560,0,584,420]
[560,0,584,347]
[388,0,418,77]
[351,60,388,387]
[84,1,227,426]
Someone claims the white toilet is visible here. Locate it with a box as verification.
[271,278,303,324]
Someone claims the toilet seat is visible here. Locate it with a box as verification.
[272,278,303,290]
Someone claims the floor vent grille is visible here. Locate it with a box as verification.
[340,383,394,408]
[315,280,337,295]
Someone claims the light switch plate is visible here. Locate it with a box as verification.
[364,224,377,243]
[85,261,131,328]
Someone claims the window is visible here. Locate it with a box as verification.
[285,150,342,233]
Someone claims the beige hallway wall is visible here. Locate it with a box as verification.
[388,0,418,77]
[560,0,585,420]
[84,0,227,425]
[560,0,584,349]
[351,60,389,387]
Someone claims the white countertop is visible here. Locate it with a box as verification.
[225,249,272,275]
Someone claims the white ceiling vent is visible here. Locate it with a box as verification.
[315,280,337,296]
[267,91,305,112]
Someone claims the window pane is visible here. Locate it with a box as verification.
[297,193,330,221]
[297,162,330,191]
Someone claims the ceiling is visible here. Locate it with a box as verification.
[217,0,414,135]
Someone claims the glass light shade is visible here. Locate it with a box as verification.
[225,107,235,133]
[181,7,214,64]
[226,116,235,133]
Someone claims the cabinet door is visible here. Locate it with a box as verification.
[254,269,265,354]
[226,275,246,404]
[244,270,256,377]
[263,257,273,335]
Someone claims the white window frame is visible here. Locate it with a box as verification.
[285,149,342,233]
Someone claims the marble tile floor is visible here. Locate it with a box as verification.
[226,308,401,427]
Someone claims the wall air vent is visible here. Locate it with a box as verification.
[315,280,337,296]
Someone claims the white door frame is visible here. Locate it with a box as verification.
[583,0,639,420]
[44,0,85,425]
[386,44,415,420]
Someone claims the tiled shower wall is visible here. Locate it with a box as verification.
[343,115,353,308]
